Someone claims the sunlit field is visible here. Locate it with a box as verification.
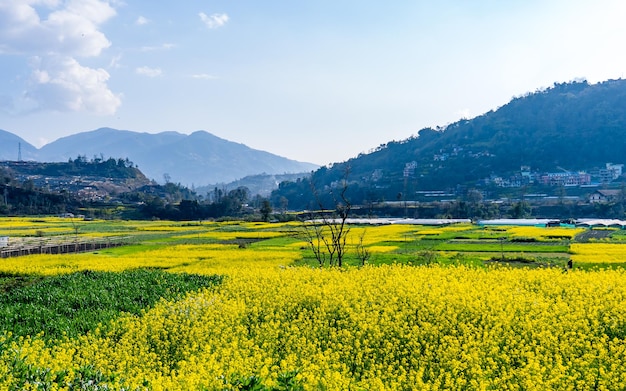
[2,217,626,389]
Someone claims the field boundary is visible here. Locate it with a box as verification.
[0,237,129,258]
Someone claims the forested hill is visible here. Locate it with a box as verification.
[5,156,146,179]
[271,79,626,209]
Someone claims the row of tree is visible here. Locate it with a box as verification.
[135,186,273,220]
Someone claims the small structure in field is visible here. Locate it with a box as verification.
[589,189,621,204]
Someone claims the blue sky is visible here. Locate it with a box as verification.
[1,1,626,165]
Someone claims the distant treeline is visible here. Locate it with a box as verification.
[0,159,271,220]
[0,183,69,216]
[135,186,273,221]
[6,155,141,178]
[3,163,626,220]
[5,152,626,221]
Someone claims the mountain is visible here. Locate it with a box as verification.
[0,129,38,161]
[196,172,311,198]
[271,79,626,209]
[34,128,318,185]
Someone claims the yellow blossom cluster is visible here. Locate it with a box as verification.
[505,226,585,240]
[570,243,626,264]
[3,218,626,389]
[0,241,301,276]
[3,265,626,390]
[335,224,419,246]
[176,230,285,240]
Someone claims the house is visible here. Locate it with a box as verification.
[599,163,624,183]
[589,189,621,203]
[540,172,591,186]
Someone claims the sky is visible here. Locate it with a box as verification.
[1,1,626,166]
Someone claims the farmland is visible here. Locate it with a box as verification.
[1,218,626,389]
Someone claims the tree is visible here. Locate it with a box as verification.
[260,200,272,222]
[179,199,201,220]
[465,189,484,219]
[299,168,352,267]
[279,196,289,212]
[301,221,327,267]
[355,228,371,266]
[510,200,531,218]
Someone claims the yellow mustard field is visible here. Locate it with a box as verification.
[2,218,626,389]
[3,263,626,390]
[505,226,586,240]
[0,242,300,276]
[570,243,626,264]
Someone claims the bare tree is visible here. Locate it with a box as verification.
[355,228,371,266]
[299,167,353,267]
[301,220,327,267]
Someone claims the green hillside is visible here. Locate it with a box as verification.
[272,79,626,209]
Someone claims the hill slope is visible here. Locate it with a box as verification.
[0,130,38,161]
[271,79,626,209]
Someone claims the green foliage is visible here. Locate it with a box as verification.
[433,241,569,253]
[220,371,304,391]
[2,358,121,391]
[0,183,67,215]
[52,156,139,178]
[260,199,273,222]
[0,269,223,341]
[509,201,532,219]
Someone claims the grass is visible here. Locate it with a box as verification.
[95,243,165,256]
[0,269,223,341]
[433,241,570,253]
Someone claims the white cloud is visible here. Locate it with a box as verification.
[108,52,122,69]
[135,15,149,25]
[136,66,163,77]
[27,55,122,114]
[65,0,116,25]
[140,43,175,52]
[0,0,115,57]
[0,0,120,115]
[191,73,218,80]
[199,12,229,29]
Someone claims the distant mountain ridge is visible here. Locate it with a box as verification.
[0,130,38,161]
[197,172,311,198]
[0,128,318,186]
